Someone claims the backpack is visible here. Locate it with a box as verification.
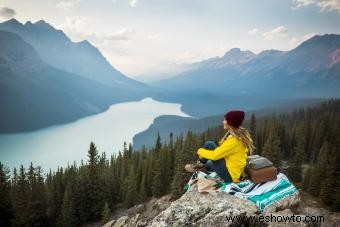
[245,155,277,183]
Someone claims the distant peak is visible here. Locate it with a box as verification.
[77,40,95,48]
[7,18,19,23]
[35,19,47,24]
[24,21,33,26]
[79,40,91,45]
[307,34,340,42]
[229,47,241,52]
[258,49,284,56]
[222,48,255,58]
[295,33,340,50]
[33,20,54,29]
[1,18,23,26]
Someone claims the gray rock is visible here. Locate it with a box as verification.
[103,180,335,227]
[149,184,258,226]
[113,216,129,227]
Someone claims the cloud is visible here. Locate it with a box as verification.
[61,16,93,33]
[59,16,135,43]
[0,6,16,18]
[248,28,258,35]
[104,27,135,41]
[111,0,140,8]
[146,33,160,40]
[129,0,139,7]
[57,16,95,41]
[289,32,316,44]
[57,0,81,10]
[292,0,340,14]
[262,26,288,40]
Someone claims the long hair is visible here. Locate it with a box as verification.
[218,125,255,155]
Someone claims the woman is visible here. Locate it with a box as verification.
[185,110,255,183]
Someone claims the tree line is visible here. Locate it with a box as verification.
[0,99,339,226]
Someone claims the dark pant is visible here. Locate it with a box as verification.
[199,140,233,182]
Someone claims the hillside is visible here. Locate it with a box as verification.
[0,31,134,133]
[0,18,149,90]
[132,98,325,150]
[151,34,340,97]
[1,99,339,226]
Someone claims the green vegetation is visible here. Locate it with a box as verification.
[0,99,339,226]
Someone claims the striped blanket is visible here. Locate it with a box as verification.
[185,171,299,212]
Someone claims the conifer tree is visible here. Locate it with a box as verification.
[87,141,104,220]
[102,202,111,225]
[250,113,256,142]
[59,184,77,227]
[139,175,147,202]
[307,140,329,196]
[261,117,281,167]
[151,158,162,197]
[124,165,137,207]
[0,162,12,227]
[12,165,30,226]
[288,122,306,182]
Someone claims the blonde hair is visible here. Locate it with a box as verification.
[218,125,255,155]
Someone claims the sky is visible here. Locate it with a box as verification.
[0,0,339,80]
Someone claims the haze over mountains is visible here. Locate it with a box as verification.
[0,18,339,133]
[152,34,340,98]
[0,19,160,133]
[0,30,132,133]
[0,18,147,90]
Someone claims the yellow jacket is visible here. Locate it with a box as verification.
[197,134,248,182]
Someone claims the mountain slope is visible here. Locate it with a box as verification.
[0,18,148,90]
[0,31,134,133]
[151,34,340,98]
[132,98,325,149]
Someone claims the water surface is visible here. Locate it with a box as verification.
[0,97,191,171]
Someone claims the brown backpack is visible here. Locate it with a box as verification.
[245,155,277,183]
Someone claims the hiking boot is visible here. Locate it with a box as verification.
[185,160,206,173]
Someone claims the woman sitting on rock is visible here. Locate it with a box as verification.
[185,110,255,183]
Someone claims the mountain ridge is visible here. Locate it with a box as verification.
[0,18,148,89]
[150,34,340,99]
[0,30,144,133]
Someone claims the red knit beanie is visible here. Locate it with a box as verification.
[224,110,245,128]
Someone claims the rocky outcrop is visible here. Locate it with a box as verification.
[149,183,303,226]
[149,184,258,226]
[103,183,339,227]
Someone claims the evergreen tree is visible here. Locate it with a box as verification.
[288,122,306,182]
[139,175,147,202]
[59,184,77,227]
[124,165,137,207]
[151,155,162,197]
[261,117,281,167]
[250,113,256,143]
[47,167,65,225]
[87,141,104,220]
[151,133,163,197]
[0,162,12,227]
[26,164,48,226]
[307,141,329,196]
[12,165,29,226]
[319,146,337,206]
[171,130,197,198]
[101,202,111,225]
[301,165,311,191]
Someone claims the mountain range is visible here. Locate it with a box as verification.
[0,18,148,90]
[151,34,340,98]
[0,19,160,133]
[0,18,339,133]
